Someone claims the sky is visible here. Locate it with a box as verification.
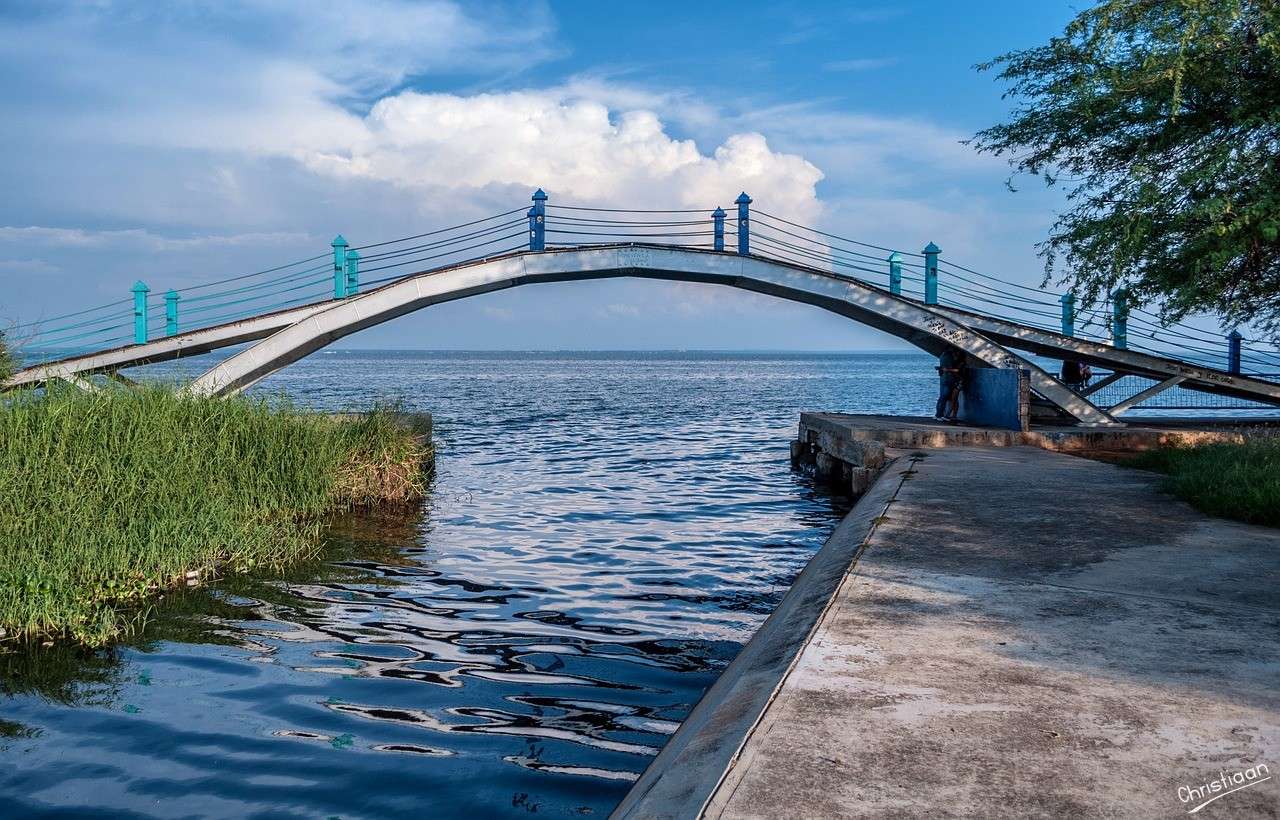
[0,0,1088,351]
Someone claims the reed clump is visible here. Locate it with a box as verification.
[0,385,431,646]
[0,333,12,383]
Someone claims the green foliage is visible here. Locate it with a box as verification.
[971,0,1280,335]
[1131,437,1280,525]
[0,386,430,646]
[1,506,423,713]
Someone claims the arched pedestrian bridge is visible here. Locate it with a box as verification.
[7,191,1280,427]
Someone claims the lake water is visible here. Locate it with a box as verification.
[1,351,939,818]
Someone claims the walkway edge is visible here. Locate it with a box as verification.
[610,457,914,820]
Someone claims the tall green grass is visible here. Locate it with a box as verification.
[0,333,12,383]
[1130,437,1280,527]
[0,385,430,646]
[3,503,426,711]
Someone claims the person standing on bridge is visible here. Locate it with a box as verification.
[935,347,967,422]
[1060,359,1092,392]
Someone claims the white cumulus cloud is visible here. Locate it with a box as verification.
[300,89,824,219]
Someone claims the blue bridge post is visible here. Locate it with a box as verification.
[1111,289,1129,349]
[1228,329,1242,374]
[712,207,725,251]
[735,192,751,256]
[165,289,180,337]
[1060,293,1076,337]
[345,249,360,296]
[923,242,940,305]
[332,235,348,299]
[887,251,902,295]
[529,189,547,251]
[132,281,150,344]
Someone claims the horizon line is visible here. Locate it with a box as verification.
[312,347,923,354]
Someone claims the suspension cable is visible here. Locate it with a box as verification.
[753,210,921,256]
[9,298,132,330]
[350,208,527,251]
[546,205,709,214]
[359,232,528,275]
[176,252,330,294]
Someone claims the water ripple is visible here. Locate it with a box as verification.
[0,351,936,818]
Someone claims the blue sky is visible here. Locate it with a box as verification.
[0,0,1086,351]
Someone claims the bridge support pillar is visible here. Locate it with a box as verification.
[345,249,360,296]
[923,242,940,305]
[131,280,150,344]
[1228,329,1242,374]
[814,452,839,482]
[712,207,725,252]
[529,189,547,251]
[332,235,349,298]
[165,289,180,337]
[959,366,1031,432]
[735,192,751,256]
[1060,293,1075,337]
[1111,289,1129,349]
[887,251,902,295]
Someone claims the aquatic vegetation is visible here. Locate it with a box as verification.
[1131,436,1280,527]
[0,385,431,646]
[0,509,421,718]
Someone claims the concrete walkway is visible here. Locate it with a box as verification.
[620,444,1280,818]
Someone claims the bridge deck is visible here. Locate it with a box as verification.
[7,245,1279,419]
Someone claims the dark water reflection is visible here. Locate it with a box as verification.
[1,351,935,818]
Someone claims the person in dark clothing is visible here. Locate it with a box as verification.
[935,347,967,421]
[1060,359,1092,391]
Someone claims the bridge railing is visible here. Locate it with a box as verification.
[7,212,531,360]
[1082,370,1280,413]
[8,188,1280,381]
[684,197,1280,377]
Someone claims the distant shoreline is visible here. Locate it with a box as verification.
[269,347,925,355]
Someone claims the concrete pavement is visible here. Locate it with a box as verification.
[619,443,1280,818]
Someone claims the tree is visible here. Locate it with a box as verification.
[971,0,1280,337]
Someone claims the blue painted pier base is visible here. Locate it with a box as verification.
[958,367,1031,432]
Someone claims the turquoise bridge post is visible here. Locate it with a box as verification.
[1228,329,1242,374]
[923,242,940,305]
[735,192,751,256]
[131,281,149,344]
[712,207,725,251]
[1112,289,1129,349]
[1060,293,1076,337]
[165,289,180,337]
[345,249,360,296]
[332,235,348,298]
[887,251,902,295]
[529,189,547,251]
